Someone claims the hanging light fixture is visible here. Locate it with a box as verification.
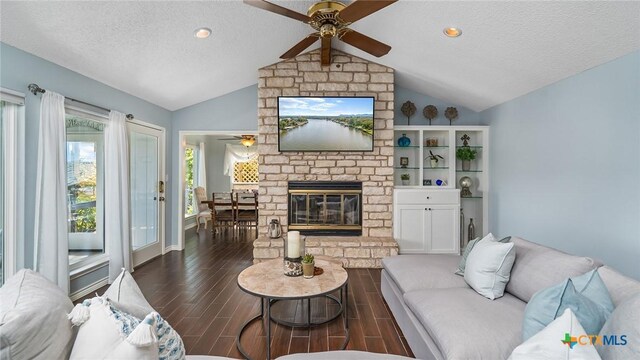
[240,135,255,147]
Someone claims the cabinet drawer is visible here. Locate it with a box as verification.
[395,189,460,205]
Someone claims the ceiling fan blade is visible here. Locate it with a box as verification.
[338,0,397,24]
[339,30,391,57]
[243,0,311,23]
[280,34,319,59]
[321,37,331,66]
[218,138,240,140]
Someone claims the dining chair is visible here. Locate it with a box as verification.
[193,187,211,232]
[211,192,235,233]
[234,191,258,228]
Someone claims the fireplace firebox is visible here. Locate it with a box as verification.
[288,181,362,236]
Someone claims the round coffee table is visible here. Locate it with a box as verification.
[236,258,349,360]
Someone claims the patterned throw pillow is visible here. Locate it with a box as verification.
[107,300,185,360]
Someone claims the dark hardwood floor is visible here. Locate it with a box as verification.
[84,228,414,359]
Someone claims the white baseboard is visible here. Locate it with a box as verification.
[185,222,197,230]
[164,245,182,253]
[69,278,109,302]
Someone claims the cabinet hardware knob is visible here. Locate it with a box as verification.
[425,208,428,211]
[427,197,430,199]
[429,208,432,211]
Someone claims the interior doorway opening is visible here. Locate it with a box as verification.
[178,131,258,248]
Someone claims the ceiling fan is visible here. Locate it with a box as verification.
[218,135,256,147]
[244,0,397,66]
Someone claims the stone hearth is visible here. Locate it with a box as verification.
[254,236,398,268]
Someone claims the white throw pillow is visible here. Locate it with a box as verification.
[69,297,159,360]
[464,237,516,299]
[103,268,155,319]
[509,308,601,360]
[0,269,74,360]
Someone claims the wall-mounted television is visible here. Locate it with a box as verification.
[277,96,375,152]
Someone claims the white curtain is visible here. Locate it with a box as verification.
[34,91,68,293]
[105,110,132,282]
[224,144,258,175]
[197,142,207,190]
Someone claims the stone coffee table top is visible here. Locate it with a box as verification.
[237,258,348,299]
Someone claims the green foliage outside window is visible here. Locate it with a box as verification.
[185,147,195,215]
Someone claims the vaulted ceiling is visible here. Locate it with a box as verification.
[1,1,638,112]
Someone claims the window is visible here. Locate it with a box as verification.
[184,145,198,217]
[1,102,5,284]
[233,158,259,184]
[66,114,105,266]
[1,90,24,285]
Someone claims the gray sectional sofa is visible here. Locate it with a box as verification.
[381,236,640,360]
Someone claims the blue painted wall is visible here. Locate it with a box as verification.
[394,86,483,126]
[169,85,259,246]
[0,43,173,270]
[481,50,640,279]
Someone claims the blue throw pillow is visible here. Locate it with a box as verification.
[522,269,614,340]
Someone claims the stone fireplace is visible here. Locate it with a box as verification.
[253,49,398,267]
[288,181,362,236]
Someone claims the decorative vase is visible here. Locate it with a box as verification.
[302,261,315,279]
[468,218,475,241]
[460,208,465,254]
[397,134,411,147]
[401,179,410,186]
[462,160,471,171]
[430,159,438,168]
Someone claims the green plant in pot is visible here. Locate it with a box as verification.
[426,150,444,168]
[456,147,477,171]
[400,173,410,186]
[302,253,315,279]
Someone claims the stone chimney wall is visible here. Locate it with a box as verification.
[257,49,395,238]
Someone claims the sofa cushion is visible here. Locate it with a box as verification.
[597,265,640,307]
[597,292,640,359]
[403,288,526,360]
[0,269,74,360]
[382,254,467,294]
[506,237,600,302]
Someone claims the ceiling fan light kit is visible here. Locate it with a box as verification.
[244,0,396,65]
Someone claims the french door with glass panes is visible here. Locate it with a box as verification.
[128,122,165,267]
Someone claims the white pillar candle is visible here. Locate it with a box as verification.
[287,231,300,258]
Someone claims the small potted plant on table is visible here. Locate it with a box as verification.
[426,151,444,168]
[302,254,315,279]
[400,173,410,186]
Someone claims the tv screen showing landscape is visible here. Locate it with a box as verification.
[278,96,375,152]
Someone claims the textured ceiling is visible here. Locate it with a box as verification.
[1,1,639,111]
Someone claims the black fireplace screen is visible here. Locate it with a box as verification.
[288,182,362,236]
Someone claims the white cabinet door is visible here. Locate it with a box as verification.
[426,205,459,254]
[395,205,427,254]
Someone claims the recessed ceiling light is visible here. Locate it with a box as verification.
[194,27,212,39]
[443,27,462,38]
